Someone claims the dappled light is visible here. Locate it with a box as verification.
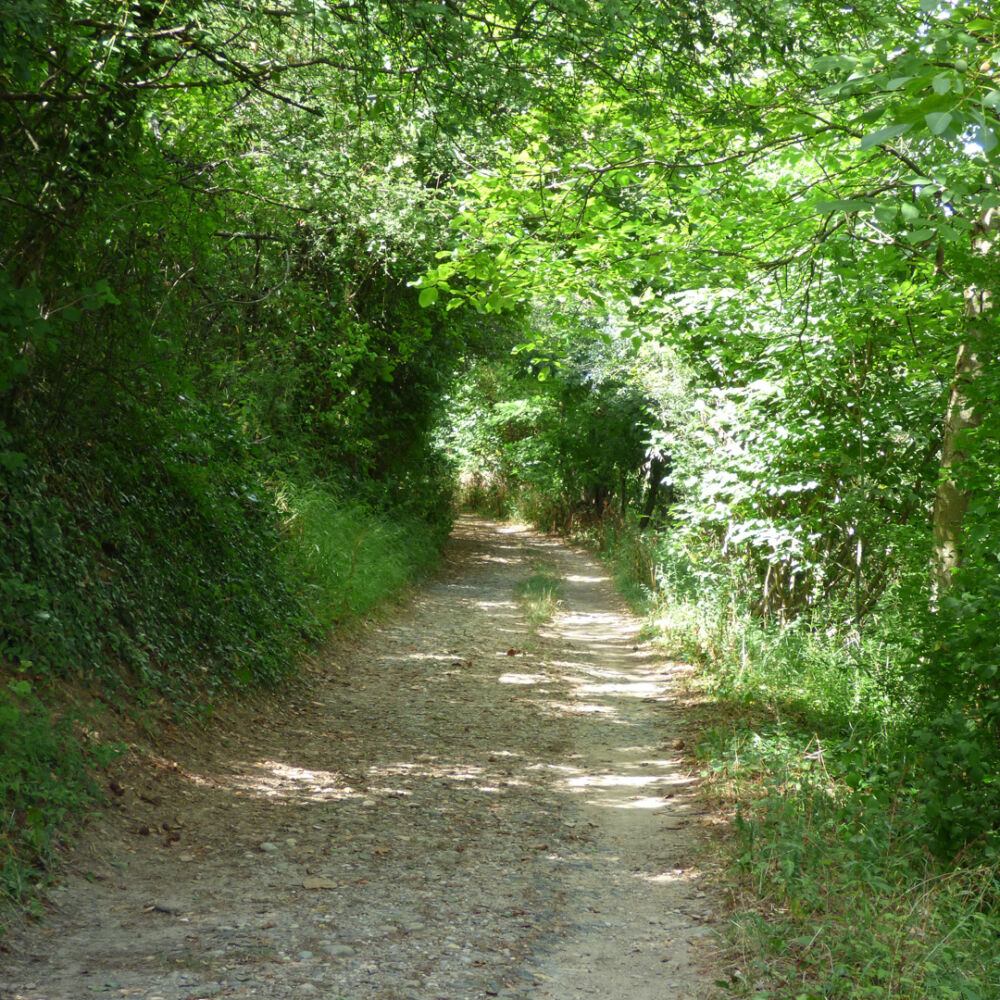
[1,515,723,1000]
[229,761,357,802]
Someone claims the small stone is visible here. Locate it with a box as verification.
[259,842,279,853]
[324,943,356,958]
[150,900,183,915]
[297,950,314,960]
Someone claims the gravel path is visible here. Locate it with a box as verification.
[0,516,722,1000]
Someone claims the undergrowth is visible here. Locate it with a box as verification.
[278,484,444,629]
[620,533,1000,1000]
[0,679,122,911]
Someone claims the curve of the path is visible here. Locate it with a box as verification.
[1,516,721,1000]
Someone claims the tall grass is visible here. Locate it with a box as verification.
[278,484,443,629]
[714,739,1000,1000]
[515,569,563,625]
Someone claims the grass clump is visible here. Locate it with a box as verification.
[713,740,1000,1000]
[515,569,563,625]
[279,484,444,629]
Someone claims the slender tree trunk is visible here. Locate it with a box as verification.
[638,455,668,530]
[930,299,987,597]
[930,210,997,598]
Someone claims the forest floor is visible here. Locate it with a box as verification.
[0,516,726,1000]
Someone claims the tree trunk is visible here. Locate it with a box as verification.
[930,210,997,598]
[638,455,666,531]
[930,303,986,597]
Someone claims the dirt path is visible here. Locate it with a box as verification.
[1,516,722,1000]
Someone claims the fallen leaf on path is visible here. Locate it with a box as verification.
[301,878,339,890]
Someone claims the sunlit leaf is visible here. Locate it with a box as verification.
[860,123,912,149]
[931,74,952,96]
[974,125,998,154]
[925,111,953,135]
[814,199,870,214]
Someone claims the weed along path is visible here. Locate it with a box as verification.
[1,516,722,1000]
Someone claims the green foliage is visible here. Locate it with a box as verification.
[3,0,1000,963]
[0,679,122,913]
[718,773,1000,1000]
[0,415,310,704]
[279,484,445,630]
[2,0,500,923]
[448,321,658,532]
[659,573,1000,1000]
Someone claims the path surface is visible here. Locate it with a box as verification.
[1,516,722,1000]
